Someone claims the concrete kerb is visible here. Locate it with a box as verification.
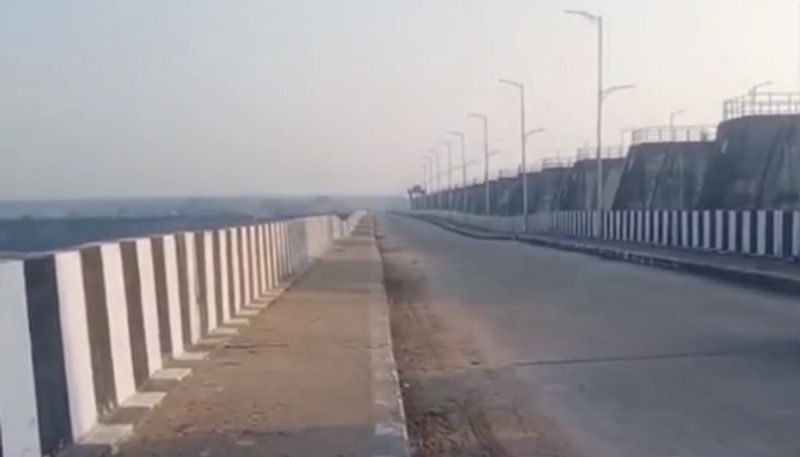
[361,217,411,457]
[406,213,800,298]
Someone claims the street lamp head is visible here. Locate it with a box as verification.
[564,9,601,23]
[447,131,465,139]
[669,109,687,126]
[524,128,547,140]
[498,78,524,89]
[467,113,487,121]
[749,80,773,95]
[601,83,635,100]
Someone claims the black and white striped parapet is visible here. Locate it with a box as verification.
[424,209,800,260]
[0,212,364,457]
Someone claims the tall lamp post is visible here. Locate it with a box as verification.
[441,140,454,210]
[669,109,686,139]
[669,109,687,209]
[498,78,530,227]
[468,113,491,214]
[428,148,440,209]
[447,131,469,213]
[748,80,773,115]
[565,9,634,236]
[424,156,434,193]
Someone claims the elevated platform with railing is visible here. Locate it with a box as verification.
[723,92,800,121]
[574,146,626,160]
[631,125,716,145]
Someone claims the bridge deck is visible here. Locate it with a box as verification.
[380,213,800,457]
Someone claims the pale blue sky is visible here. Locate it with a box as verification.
[0,0,798,198]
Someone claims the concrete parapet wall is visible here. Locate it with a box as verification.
[417,209,800,260]
[0,212,364,457]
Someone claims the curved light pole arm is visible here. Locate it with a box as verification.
[601,83,635,100]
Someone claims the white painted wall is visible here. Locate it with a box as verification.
[136,239,162,374]
[55,251,97,441]
[162,236,185,357]
[100,243,136,405]
[0,261,41,457]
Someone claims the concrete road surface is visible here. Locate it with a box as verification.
[379,213,800,457]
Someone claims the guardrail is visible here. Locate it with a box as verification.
[723,92,800,121]
[631,125,717,145]
[417,209,800,260]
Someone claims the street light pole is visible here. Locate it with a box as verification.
[669,109,686,139]
[599,83,635,201]
[669,109,687,209]
[566,10,603,235]
[748,80,773,115]
[468,113,491,214]
[441,140,454,210]
[499,78,529,228]
[428,149,440,208]
[447,131,469,213]
[566,9,634,237]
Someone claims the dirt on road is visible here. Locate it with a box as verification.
[376,218,578,457]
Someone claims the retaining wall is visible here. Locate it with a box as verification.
[698,115,800,210]
[614,142,714,210]
[0,212,364,457]
[556,158,625,211]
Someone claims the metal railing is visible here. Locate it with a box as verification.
[541,157,576,170]
[722,92,800,121]
[575,146,626,161]
[631,125,716,145]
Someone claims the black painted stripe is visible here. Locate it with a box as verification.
[267,225,275,286]
[120,241,149,388]
[24,256,72,455]
[175,234,192,348]
[709,212,717,249]
[80,246,118,416]
[723,212,730,249]
[260,226,267,287]
[734,212,743,252]
[237,227,246,304]
[213,232,223,325]
[783,211,795,258]
[748,212,758,254]
[194,233,209,334]
[150,237,172,357]
[0,419,4,457]
[226,230,235,316]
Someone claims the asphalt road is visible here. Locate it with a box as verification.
[379,213,800,457]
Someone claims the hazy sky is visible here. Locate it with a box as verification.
[1,0,798,199]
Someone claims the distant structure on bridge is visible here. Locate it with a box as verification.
[412,91,800,215]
